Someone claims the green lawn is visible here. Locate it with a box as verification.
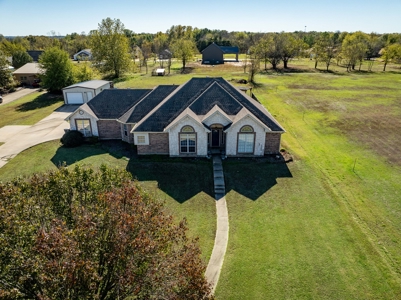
[216,70,401,299]
[1,60,401,299]
[0,91,64,128]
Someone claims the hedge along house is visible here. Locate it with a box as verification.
[62,80,113,105]
[201,43,239,65]
[66,77,285,157]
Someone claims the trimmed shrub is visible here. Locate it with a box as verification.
[60,130,84,148]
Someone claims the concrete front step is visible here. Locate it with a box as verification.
[214,177,225,187]
[214,170,224,178]
[212,154,226,198]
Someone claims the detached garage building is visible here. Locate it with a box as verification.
[63,80,112,105]
[202,43,239,65]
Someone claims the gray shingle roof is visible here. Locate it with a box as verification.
[219,46,239,54]
[87,89,151,119]
[119,85,178,123]
[189,82,243,115]
[135,77,284,132]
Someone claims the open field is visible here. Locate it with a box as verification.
[1,59,401,299]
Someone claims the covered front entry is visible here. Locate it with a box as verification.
[209,124,226,153]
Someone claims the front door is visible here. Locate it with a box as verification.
[212,129,220,147]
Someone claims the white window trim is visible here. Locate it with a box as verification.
[134,133,149,145]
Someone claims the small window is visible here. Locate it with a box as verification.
[137,135,145,144]
[123,124,128,136]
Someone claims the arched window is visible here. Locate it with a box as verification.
[180,126,196,153]
[181,125,194,133]
[240,125,253,133]
[238,125,254,153]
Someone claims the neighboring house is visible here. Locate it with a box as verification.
[27,50,44,62]
[62,80,112,104]
[12,62,42,85]
[202,43,239,64]
[158,49,172,60]
[73,49,92,61]
[66,77,285,157]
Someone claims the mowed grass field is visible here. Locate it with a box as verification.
[0,59,401,299]
[216,67,401,299]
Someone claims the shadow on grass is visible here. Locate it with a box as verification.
[51,141,292,203]
[16,93,63,112]
[127,157,214,203]
[50,140,134,167]
[50,140,213,203]
[223,158,293,200]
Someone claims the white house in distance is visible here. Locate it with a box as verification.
[62,80,112,105]
[66,77,285,157]
[73,49,92,61]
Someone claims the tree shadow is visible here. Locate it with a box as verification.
[50,140,134,167]
[223,158,293,200]
[126,157,214,203]
[16,93,63,112]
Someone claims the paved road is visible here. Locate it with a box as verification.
[1,87,39,105]
[0,105,78,168]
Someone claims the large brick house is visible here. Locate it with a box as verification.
[66,77,285,157]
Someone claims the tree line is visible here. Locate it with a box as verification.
[1,19,401,91]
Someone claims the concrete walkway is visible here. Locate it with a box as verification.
[0,105,78,168]
[205,155,229,293]
[1,88,39,105]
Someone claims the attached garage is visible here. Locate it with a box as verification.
[62,80,112,105]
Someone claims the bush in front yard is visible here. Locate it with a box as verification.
[60,130,84,147]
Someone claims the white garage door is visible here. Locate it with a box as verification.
[67,93,84,104]
[86,92,93,101]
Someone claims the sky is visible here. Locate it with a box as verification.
[0,0,400,36]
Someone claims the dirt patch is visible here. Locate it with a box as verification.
[329,104,401,165]
[287,84,339,90]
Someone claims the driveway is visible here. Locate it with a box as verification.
[0,105,79,168]
[1,87,39,105]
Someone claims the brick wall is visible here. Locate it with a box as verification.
[98,120,121,139]
[121,124,134,143]
[264,133,282,154]
[137,133,169,155]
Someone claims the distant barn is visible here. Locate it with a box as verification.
[201,43,239,65]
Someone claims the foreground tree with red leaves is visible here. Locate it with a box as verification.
[0,165,213,300]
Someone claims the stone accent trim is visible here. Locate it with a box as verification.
[264,133,281,154]
[137,133,169,155]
